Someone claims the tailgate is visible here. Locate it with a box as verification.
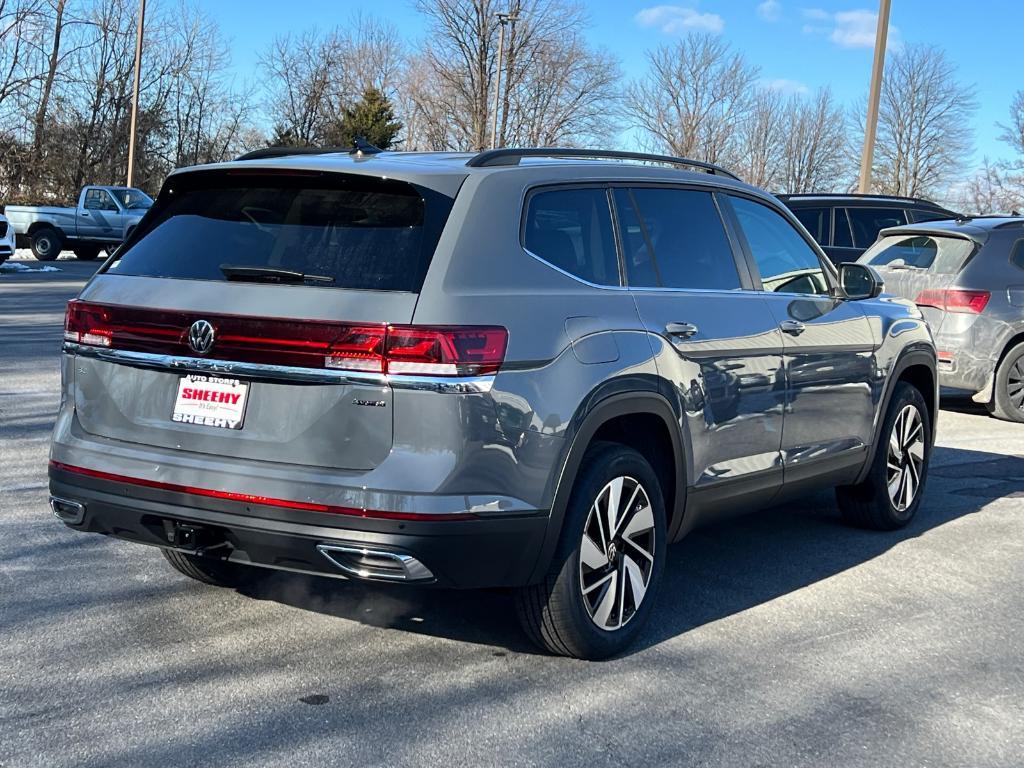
[65,168,459,473]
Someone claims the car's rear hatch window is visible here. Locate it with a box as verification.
[861,233,978,329]
[106,170,454,292]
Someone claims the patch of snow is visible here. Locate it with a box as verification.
[1,261,61,273]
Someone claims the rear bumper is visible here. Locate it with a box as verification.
[49,465,550,589]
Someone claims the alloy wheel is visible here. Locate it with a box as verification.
[578,475,656,630]
[1007,358,1024,411]
[886,404,925,512]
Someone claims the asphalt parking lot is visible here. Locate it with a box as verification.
[2,257,1022,768]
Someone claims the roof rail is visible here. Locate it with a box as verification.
[466,147,740,180]
[779,192,949,208]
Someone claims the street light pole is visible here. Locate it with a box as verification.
[126,0,146,188]
[490,11,518,150]
[857,0,891,194]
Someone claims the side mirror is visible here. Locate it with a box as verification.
[840,262,883,300]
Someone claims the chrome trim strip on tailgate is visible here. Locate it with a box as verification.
[64,343,495,392]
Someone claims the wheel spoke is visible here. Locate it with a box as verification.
[616,560,627,629]
[903,421,922,451]
[582,571,614,595]
[592,572,618,627]
[623,555,647,609]
[612,484,642,539]
[887,468,902,502]
[623,503,654,540]
[580,533,607,571]
[605,477,624,536]
[622,532,654,563]
[907,441,924,462]
[902,466,916,509]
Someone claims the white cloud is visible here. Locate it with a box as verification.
[635,5,725,35]
[757,0,782,22]
[761,78,809,95]
[800,7,901,49]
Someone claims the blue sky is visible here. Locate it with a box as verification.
[205,0,1021,169]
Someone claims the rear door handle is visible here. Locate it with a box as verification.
[779,320,806,336]
[666,322,699,339]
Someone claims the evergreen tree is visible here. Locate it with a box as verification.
[326,88,402,149]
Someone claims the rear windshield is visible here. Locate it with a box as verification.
[862,234,975,274]
[106,172,454,292]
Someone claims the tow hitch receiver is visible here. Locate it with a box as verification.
[161,519,225,552]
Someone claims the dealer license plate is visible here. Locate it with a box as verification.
[171,374,249,430]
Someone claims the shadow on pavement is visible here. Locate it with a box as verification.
[243,444,1024,657]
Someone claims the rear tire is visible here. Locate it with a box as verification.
[515,441,667,659]
[30,226,62,261]
[837,381,931,530]
[987,342,1024,423]
[161,548,257,588]
[73,246,102,261]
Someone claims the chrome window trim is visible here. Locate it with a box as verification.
[64,343,495,393]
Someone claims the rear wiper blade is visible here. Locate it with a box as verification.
[220,265,334,284]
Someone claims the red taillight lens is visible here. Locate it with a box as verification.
[385,326,508,376]
[64,301,507,377]
[915,289,990,314]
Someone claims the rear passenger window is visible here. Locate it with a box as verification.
[834,208,853,248]
[523,188,619,286]
[614,188,740,290]
[1010,240,1024,271]
[729,196,829,295]
[863,235,974,273]
[910,209,952,223]
[846,207,907,248]
[792,207,829,245]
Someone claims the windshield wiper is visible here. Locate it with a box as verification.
[220,265,334,284]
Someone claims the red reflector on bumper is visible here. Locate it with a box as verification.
[48,461,476,522]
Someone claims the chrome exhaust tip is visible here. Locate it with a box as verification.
[50,496,86,525]
[317,544,434,583]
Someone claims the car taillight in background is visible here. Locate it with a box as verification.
[64,300,507,377]
[914,288,991,314]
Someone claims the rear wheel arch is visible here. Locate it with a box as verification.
[528,391,686,584]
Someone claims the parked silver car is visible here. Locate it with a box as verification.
[49,147,937,658]
[859,216,1024,421]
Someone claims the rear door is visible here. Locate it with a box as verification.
[617,185,785,499]
[724,194,876,481]
[70,170,459,472]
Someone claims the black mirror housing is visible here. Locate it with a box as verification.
[840,262,883,300]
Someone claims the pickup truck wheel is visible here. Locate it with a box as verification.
[30,227,62,261]
[515,441,666,659]
[836,381,931,530]
[73,246,102,261]
[161,548,258,588]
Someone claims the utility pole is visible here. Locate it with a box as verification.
[490,10,518,150]
[857,0,891,194]
[126,0,146,188]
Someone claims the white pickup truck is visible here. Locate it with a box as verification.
[6,185,153,261]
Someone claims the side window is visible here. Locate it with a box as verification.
[729,195,829,295]
[791,206,830,246]
[614,187,740,290]
[523,187,619,286]
[84,189,117,211]
[846,207,907,248]
[910,208,952,223]
[1011,240,1024,271]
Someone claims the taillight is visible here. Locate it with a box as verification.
[915,288,990,314]
[65,301,507,377]
[385,327,507,376]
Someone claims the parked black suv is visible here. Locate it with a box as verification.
[780,194,959,264]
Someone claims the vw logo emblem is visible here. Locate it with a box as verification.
[188,320,215,354]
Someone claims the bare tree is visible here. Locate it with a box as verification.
[626,34,757,165]
[737,88,784,189]
[408,0,620,151]
[863,45,977,198]
[778,87,849,193]
[958,159,1024,215]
